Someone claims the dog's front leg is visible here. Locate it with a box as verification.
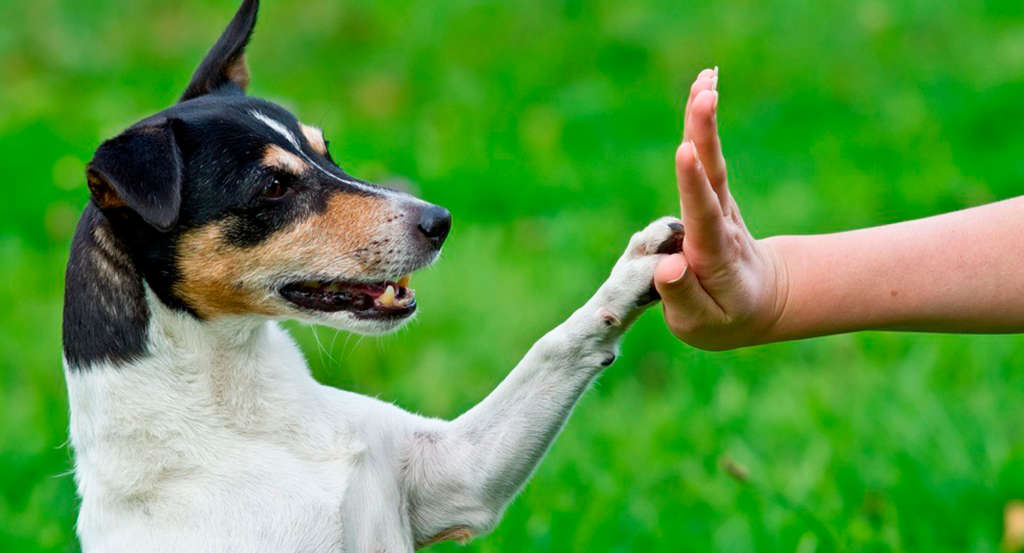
[403,218,683,548]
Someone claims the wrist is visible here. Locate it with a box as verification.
[756,235,795,344]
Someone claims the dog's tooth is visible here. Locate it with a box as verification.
[397,275,411,288]
[379,285,396,306]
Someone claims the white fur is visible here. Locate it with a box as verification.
[66,218,681,552]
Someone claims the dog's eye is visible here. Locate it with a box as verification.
[261,175,292,200]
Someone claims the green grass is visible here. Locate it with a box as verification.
[2,0,1023,551]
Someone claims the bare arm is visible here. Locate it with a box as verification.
[654,68,1024,349]
[766,197,1024,339]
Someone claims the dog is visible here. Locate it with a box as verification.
[62,1,684,551]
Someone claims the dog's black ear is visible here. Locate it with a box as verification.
[86,120,184,232]
[180,0,259,102]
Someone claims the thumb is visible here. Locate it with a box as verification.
[654,253,712,323]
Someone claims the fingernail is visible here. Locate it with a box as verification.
[712,66,719,91]
[710,89,719,112]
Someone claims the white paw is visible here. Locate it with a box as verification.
[552,217,684,369]
[599,217,685,322]
[621,216,685,263]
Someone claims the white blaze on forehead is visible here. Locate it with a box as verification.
[249,109,396,196]
[251,110,300,148]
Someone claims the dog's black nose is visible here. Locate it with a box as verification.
[417,204,452,248]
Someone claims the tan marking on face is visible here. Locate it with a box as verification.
[175,192,394,319]
[417,527,474,548]
[300,124,327,155]
[262,144,307,174]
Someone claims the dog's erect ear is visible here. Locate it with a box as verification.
[180,0,259,102]
[87,120,184,232]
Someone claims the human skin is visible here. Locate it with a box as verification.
[653,68,1024,351]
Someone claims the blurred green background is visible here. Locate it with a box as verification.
[2,0,1024,551]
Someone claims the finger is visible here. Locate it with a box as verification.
[683,68,718,142]
[653,254,720,331]
[689,88,729,198]
[683,68,716,117]
[675,141,727,257]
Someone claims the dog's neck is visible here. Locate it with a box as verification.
[63,216,333,500]
[65,299,337,508]
[62,208,364,507]
[63,207,321,437]
[145,290,270,369]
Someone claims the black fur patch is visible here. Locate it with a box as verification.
[63,205,150,371]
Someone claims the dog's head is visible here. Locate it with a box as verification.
[84,0,449,335]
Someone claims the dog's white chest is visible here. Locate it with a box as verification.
[76,442,358,553]
[66,323,373,553]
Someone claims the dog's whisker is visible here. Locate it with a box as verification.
[327,327,344,356]
[310,326,326,366]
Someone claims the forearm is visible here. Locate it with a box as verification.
[764,196,1024,340]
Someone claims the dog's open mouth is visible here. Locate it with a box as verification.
[279,275,416,319]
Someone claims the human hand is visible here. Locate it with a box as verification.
[653,68,789,350]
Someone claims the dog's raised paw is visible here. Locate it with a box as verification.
[600,216,685,315]
[624,217,685,260]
